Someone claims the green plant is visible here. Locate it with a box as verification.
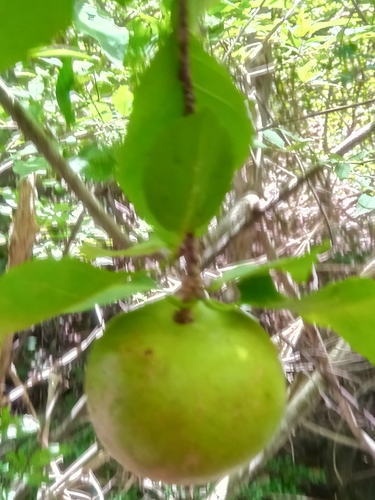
[1,0,375,496]
[236,457,326,500]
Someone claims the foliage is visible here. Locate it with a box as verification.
[0,0,375,497]
[236,457,326,500]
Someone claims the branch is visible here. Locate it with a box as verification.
[0,78,132,250]
[260,97,375,131]
[331,119,375,156]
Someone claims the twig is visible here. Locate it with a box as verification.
[63,207,86,256]
[301,419,362,450]
[8,364,37,418]
[0,78,132,249]
[177,0,195,115]
[259,97,375,131]
[351,0,369,25]
[281,130,335,245]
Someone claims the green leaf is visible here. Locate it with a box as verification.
[80,235,166,259]
[211,243,329,291]
[297,60,316,82]
[87,102,112,122]
[79,144,115,182]
[56,58,75,127]
[335,162,351,180]
[30,448,59,468]
[263,129,285,149]
[74,1,129,67]
[354,193,375,217]
[309,18,349,35]
[0,259,156,339]
[30,46,96,61]
[238,274,286,308]
[116,33,252,228]
[112,86,133,116]
[13,157,49,179]
[285,278,375,365]
[143,109,233,235]
[0,0,75,71]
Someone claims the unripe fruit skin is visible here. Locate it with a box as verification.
[85,298,286,485]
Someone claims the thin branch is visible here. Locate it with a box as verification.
[332,119,375,156]
[177,0,195,115]
[280,130,335,244]
[63,207,86,256]
[351,0,369,25]
[301,419,363,450]
[0,78,132,250]
[259,97,375,131]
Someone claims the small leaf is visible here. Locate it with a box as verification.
[263,129,285,149]
[112,86,133,116]
[56,58,75,127]
[80,235,166,259]
[143,109,233,235]
[0,259,156,339]
[335,162,351,180]
[354,193,375,217]
[297,60,316,82]
[0,0,75,71]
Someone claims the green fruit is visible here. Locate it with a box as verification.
[85,298,286,485]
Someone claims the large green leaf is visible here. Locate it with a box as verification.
[0,0,75,71]
[143,109,233,236]
[237,273,375,366]
[116,33,252,231]
[211,243,329,292]
[287,278,375,365]
[0,259,156,338]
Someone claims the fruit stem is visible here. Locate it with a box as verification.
[175,233,205,323]
[174,0,203,323]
